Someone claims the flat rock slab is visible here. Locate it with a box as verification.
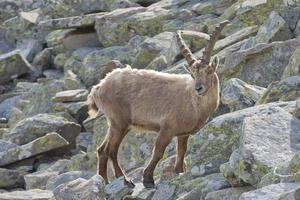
[39,13,106,30]
[0,132,69,167]
[0,189,54,200]
[25,171,59,190]
[205,186,254,200]
[0,168,27,189]
[53,89,89,102]
[240,183,300,200]
[0,50,32,84]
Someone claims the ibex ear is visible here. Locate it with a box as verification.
[211,56,219,72]
[183,64,192,74]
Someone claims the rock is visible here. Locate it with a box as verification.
[53,175,106,200]
[17,39,43,62]
[0,95,20,119]
[152,182,176,200]
[0,168,27,189]
[296,98,300,118]
[62,31,102,50]
[0,50,32,84]
[205,186,254,200]
[53,89,88,102]
[188,101,296,175]
[76,132,93,151]
[53,101,88,124]
[38,159,71,174]
[46,170,94,191]
[172,173,230,200]
[221,110,300,187]
[239,183,300,200]
[0,132,69,167]
[95,7,173,47]
[7,113,80,147]
[0,139,18,152]
[282,46,300,79]
[32,48,53,76]
[63,70,85,90]
[25,171,59,190]
[105,177,134,200]
[279,6,300,31]
[39,13,106,30]
[0,40,15,54]
[221,78,266,112]
[54,53,70,71]
[257,76,300,104]
[220,39,300,87]
[132,32,178,69]
[126,183,155,200]
[0,189,54,200]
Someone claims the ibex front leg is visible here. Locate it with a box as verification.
[143,131,172,188]
[175,135,189,173]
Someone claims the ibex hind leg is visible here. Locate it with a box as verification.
[97,136,110,184]
[174,135,189,173]
[107,125,135,188]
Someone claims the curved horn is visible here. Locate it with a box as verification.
[202,20,230,63]
[176,31,197,66]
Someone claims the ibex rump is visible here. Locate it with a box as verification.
[87,21,229,188]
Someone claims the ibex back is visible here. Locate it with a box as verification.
[87,21,230,188]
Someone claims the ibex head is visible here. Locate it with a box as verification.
[177,21,230,95]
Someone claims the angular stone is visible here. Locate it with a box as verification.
[0,139,18,152]
[62,31,102,50]
[76,132,93,151]
[0,95,20,120]
[221,78,266,112]
[32,48,53,76]
[53,175,106,200]
[0,168,27,189]
[282,46,300,79]
[7,113,81,147]
[205,186,254,200]
[46,171,94,191]
[127,183,155,200]
[17,39,43,62]
[189,101,296,175]
[105,177,133,200]
[0,132,69,167]
[53,89,88,102]
[25,171,59,190]
[240,183,300,200]
[257,76,300,104]
[220,39,300,87]
[296,98,300,119]
[221,110,300,186]
[53,101,88,124]
[37,159,71,174]
[0,50,32,84]
[152,182,176,200]
[0,189,54,200]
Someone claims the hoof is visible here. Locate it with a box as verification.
[124,179,135,188]
[143,180,155,188]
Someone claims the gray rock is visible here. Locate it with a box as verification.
[152,182,176,200]
[25,171,59,190]
[296,98,300,119]
[0,50,32,84]
[0,168,27,189]
[282,46,300,79]
[220,39,300,87]
[240,183,300,200]
[53,89,88,103]
[0,132,69,167]
[53,175,106,200]
[0,189,54,200]
[189,101,296,175]
[17,39,43,62]
[0,139,18,152]
[7,113,81,147]
[105,177,133,200]
[53,101,88,124]
[205,186,254,200]
[0,95,20,119]
[76,132,93,151]
[37,159,71,174]
[221,110,300,186]
[46,171,94,191]
[62,31,102,50]
[128,183,155,200]
[279,6,300,31]
[221,78,266,112]
[32,48,53,76]
[257,76,300,104]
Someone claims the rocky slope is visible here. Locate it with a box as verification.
[0,0,300,199]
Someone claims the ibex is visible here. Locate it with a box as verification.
[87,21,229,188]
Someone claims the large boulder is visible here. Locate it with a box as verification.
[0,50,32,84]
[25,171,59,190]
[53,175,106,200]
[0,189,54,200]
[220,110,300,187]
[188,101,296,176]
[7,113,80,147]
[221,78,266,112]
[0,132,69,167]
[0,168,27,189]
[220,39,300,87]
[257,76,300,104]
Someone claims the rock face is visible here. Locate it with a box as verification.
[257,76,300,104]
[0,168,27,189]
[0,50,32,84]
[0,132,69,167]
[53,175,106,200]
[221,110,300,187]
[221,78,266,112]
[0,189,54,200]
[7,113,80,147]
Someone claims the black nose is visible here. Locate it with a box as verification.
[196,85,203,91]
